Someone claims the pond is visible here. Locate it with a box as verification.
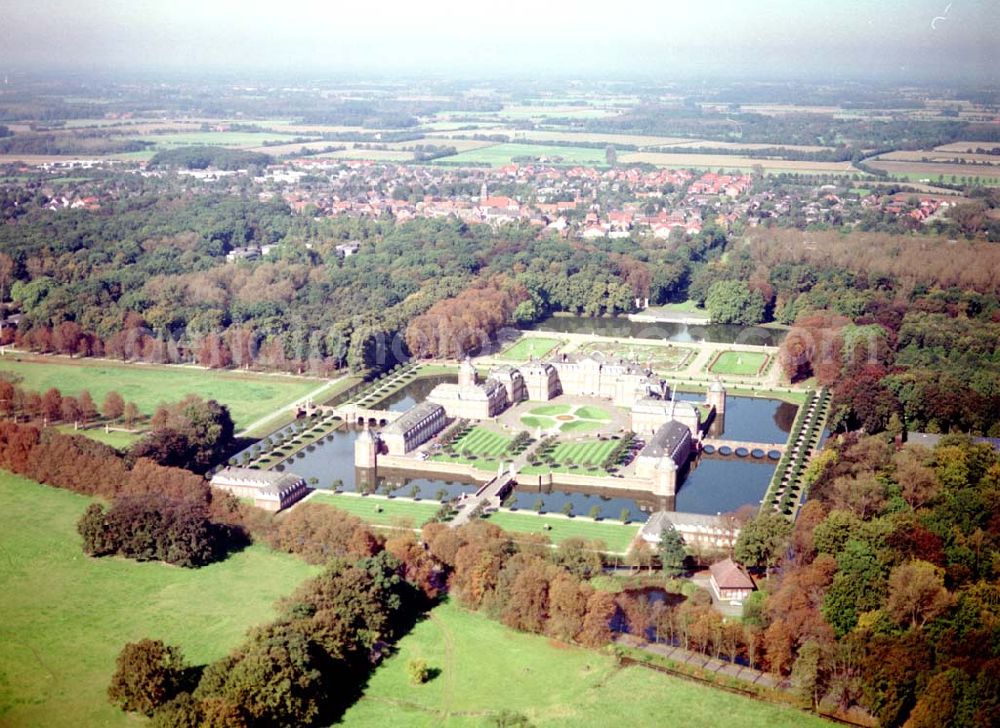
[529,314,785,346]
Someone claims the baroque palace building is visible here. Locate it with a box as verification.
[427,354,715,439]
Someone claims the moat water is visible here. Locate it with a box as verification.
[238,376,796,521]
[529,314,786,346]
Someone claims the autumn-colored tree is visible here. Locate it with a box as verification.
[60,396,81,425]
[578,591,617,648]
[107,639,187,716]
[0,380,14,418]
[102,391,125,422]
[885,560,952,629]
[41,387,63,422]
[78,390,97,425]
[54,321,84,357]
[546,573,591,643]
[123,401,140,428]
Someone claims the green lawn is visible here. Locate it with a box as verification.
[54,424,142,449]
[497,337,563,361]
[549,439,618,466]
[310,492,442,528]
[521,405,614,434]
[709,351,770,377]
[450,427,512,457]
[0,356,323,429]
[486,511,639,553]
[0,471,320,728]
[339,599,829,727]
[575,405,612,421]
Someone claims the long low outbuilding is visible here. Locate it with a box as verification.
[210,466,309,512]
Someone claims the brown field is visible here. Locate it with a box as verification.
[654,140,832,153]
[619,151,855,173]
[312,148,414,161]
[702,103,843,115]
[868,160,1000,180]
[427,128,692,148]
[428,128,833,154]
[878,150,1000,164]
[935,141,1000,153]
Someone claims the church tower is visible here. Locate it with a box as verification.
[480,181,488,204]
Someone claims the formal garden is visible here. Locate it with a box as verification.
[497,336,564,361]
[520,403,613,433]
[707,350,770,377]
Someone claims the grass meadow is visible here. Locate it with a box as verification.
[0,356,322,428]
[309,492,442,528]
[0,471,319,727]
[338,599,829,727]
[485,511,639,553]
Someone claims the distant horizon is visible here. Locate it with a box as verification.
[1,0,997,86]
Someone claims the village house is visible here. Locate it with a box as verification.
[709,557,757,604]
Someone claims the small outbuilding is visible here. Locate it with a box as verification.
[709,557,756,604]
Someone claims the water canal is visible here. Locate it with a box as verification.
[530,313,786,346]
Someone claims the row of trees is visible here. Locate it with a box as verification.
[0,380,139,428]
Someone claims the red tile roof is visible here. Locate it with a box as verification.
[710,557,755,590]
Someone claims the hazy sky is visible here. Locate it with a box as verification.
[1,0,997,82]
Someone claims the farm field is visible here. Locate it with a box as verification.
[339,599,828,727]
[876,150,1000,164]
[428,127,692,148]
[434,143,609,166]
[575,341,694,371]
[867,159,1000,183]
[619,151,856,174]
[709,351,770,377]
[934,141,1000,153]
[313,148,415,161]
[485,511,639,553]
[131,130,304,148]
[497,336,564,361]
[0,356,323,429]
[309,492,442,528]
[0,471,320,728]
